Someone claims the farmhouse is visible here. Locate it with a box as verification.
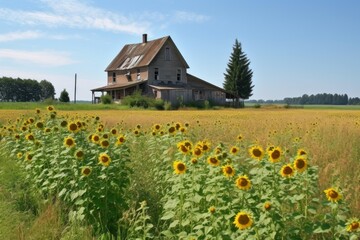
[91,34,229,105]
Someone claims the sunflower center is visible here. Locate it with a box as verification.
[238,214,250,225]
[283,166,293,175]
[239,178,249,186]
[350,222,359,230]
[119,137,125,142]
[271,150,280,159]
[329,190,338,199]
[210,157,217,164]
[101,156,109,163]
[102,140,109,147]
[169,127,175,133]
[76,151,84,158]
[180,145,188,153]
[231,148,237,153]
[177,163,185,171]
[253,149,262,157]
[83,168,91,175]
[66,139,74,145]
[296,159,305,168]
[202,145,209,151]
[225,167,233,174]
[194,148,201,155]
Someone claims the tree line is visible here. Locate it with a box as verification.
[0,77,55,102]
[248,93,360,105]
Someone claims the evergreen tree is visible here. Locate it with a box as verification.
[59,89,70,102]
[223,39,254,107]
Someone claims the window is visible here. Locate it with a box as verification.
[137,69,141,80]
[112,72,116,83]
[165,47,170,61]
[177,69,181,81]
[154,68,159,80]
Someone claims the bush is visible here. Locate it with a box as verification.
[154,99,165,110]
[100,94,112,104]
[122,91,154,109]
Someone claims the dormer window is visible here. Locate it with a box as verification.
[112,72,116,83]
[165,47,170,61]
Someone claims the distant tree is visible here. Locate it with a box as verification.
[59,89,70,102]
[223,39,254,107]
[39,80,56,100]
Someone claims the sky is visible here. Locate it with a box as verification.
[0,0,359,101]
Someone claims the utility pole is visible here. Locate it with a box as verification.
[74,73,77,104]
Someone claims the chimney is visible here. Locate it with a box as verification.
[142,33,147,43]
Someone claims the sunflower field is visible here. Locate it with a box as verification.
[0,106,359,239]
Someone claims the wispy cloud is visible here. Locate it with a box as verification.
[174,11,210,23]
[0,30,42,42]
[0,0,149,35]
[0,49,76,66]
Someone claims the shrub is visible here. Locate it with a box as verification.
[100,94,112,104]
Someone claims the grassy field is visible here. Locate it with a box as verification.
[0,104,359,239]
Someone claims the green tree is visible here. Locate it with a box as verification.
[39,80,56,100]
[59,89,70,102]
[223,39,254,107]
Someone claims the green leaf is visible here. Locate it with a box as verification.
[161,211,175,220]
[169,220,179,229]
[58,188,67,197]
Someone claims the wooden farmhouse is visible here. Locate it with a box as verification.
[91,34,229,105]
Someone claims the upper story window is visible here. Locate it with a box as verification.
[137,69,141,80]
[154,68,159,80]
[177,69,181,81]
[165,47,170,61]
[112,72,116,83]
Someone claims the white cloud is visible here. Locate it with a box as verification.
[0,30,42,42]
[0,0,149,35]
[174,11,210,23]
[0,49,76,66]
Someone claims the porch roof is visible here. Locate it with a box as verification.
[91,80,148,92]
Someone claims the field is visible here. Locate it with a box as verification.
[0,105,359,239]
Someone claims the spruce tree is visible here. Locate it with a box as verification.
[223,39,254,107]
[59,89,70,102]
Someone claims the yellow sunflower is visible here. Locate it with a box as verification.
[67,122,78,132]
[268,147,282,163]
[294,157,307,173]
[92,134,100,143]
[235,175,251,190]
[25,152,33,161]
[207,156,220,166]
[280,164,294,178]
[346,218,360,232]
[209,206,216,214]
[324,187,342,203]
[153,124,161,131]
[192,147,203,157]
[35,108,41,114]
[47,105,55,111]
[64,136,76,148]
[177,141,191,155]
[264,202,272,211]
[173,161,186,174]
[17,152,23,159]
[297,148,307,156]
[98,153,111,167]
[230,146,240,155]
[236,134,244,142]
[110,128,117,135]
[25,133,35,141]
[191,158,198,164]
[35,121,44,129]
[248,145,264,160]
[222,165,235,178]
[75,150,84,160]
[81,166,92,176]
[100,139,110,148]
[233,211,253,230]
[116,135,126,145]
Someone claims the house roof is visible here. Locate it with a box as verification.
[91,80,148,91]
[105,36,189,72]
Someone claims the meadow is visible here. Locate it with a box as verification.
[0,104,359,239]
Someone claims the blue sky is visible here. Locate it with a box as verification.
[0,0,359,101]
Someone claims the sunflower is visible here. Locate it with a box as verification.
[17,152,23,159]
[268,147,282,163]
[200,141,211,152]
[35,121,44,129]
[209,206,216,214]
[191,158,198,164]
[28,118,35,123]
[222,165,235,178]
[25,133,35,141]
[81,166,92,176]
[68,122,78,132]
[192,147,202,157]
[44,128,51,133]
[233,211,253,230]
[280,164,294,178]
[100,139,110,148]
[25,152,33,161]
[110,128,117,135]
[168,126,176,134]
[173,161,186,174]
[14,134,20,140]
[64,136,76,148]
[35,108,41,114]
[297,148,307,156]
[75,150,84,160]
[207,156,220,166]
[98,153,111,167]
[248,145,264,160]
[91,134,100,143]
[324,187,342,203]
[236,134,244,142]
[47,105,55,111]
[294,157,307,173]
[230,146,240,155]
[116,135,126,145]
[235,175,251,190]
[264,202,272,211]
[346,218,360,232]
[153,124,161,131]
